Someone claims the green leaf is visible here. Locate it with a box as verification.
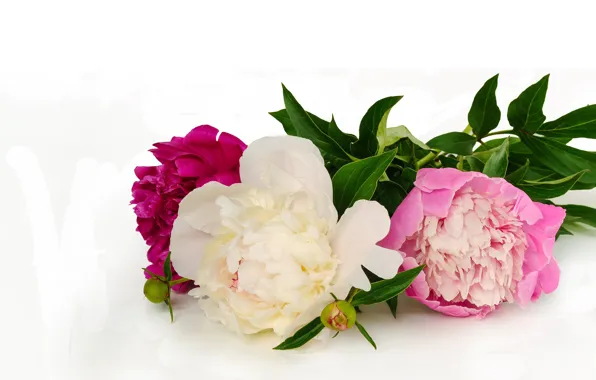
[269,109,297,136]
[519,134,596,184]
[539,105,596,138]
[372,180,407,216]
[165,298,174,323]
[273,317,324,350]
[482,138,509,178]
[505,159,530,184]
[355,321,377,350]
[507,74,549,134]
[381,125,430,151]
[392,167,418,193]
[556,225,573,239]
[352,96,403,157]
[329,115,358,147]
[561,204,596,228]
[282,85,351,159]
[427,132,477,155]
[466,156,485,172]
[468,74,501,139]
[164,252,173,282]
[332,149,396,216]
[387,296,398,319]
[518,171,586,200]
[352,265,425,307]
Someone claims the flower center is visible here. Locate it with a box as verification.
[409,184,527,307]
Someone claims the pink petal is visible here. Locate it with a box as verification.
[379,188,424,250]
[421,188,456,218]
[415,168,482,193]
[514,271,539,306]
[538,258,560,294]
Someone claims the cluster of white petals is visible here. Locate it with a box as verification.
[171,136,403,336]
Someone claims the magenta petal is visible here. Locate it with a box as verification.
[134,166,157,180]
[379,188,424,250]
[175,156,210,177]
[147,237,170,263]
[220,131,248,150]
[184,125,219,146]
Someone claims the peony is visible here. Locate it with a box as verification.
[170,136,403,336]
[131,125,246,292]
[380,168,565,317]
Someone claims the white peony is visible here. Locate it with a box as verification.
[170,135,403,337]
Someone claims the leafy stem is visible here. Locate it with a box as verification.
[346,287,359,302]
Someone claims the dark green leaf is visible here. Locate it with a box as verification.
[392,167,418,193]
[273,317,324,350]
[269,109,297,136]
[332,149,396,216]
[561,204,596,228]
[372,180,407,216]
[362,267,399,316]
[282,85,351,159]
[427,132,477,155]
[387,296,398,319]
[556,225,573,239]
[352,265,425,306]
[468,74,501,139]
[164,252,173,282]
[539,105,596,138]
[352,96,403,157]
[466,156,485,172]
[505,159,530,184]
[518,171,586,200]
[475,137,531,154]
[329,115,358,147]
[355,322,377,350]
[519,134,596,184]
[507,74,549,134]
[483,138,509,177]
[439,155,459,168]
[165,299,174,323]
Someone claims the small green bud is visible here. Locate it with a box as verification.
[320,300,357,331]
[144,279,169,304]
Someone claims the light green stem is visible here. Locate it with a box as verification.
[415,152,437,170]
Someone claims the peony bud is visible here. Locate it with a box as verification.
[320,300,357,331]
[144,279,169,303]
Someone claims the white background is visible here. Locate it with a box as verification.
[2,1,596,379]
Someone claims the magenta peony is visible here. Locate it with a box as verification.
[132,125,246,292]
[380,168,565,317]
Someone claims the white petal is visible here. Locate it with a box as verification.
[177,181,247,234]
[363,246,404,280]
[331,200,393,290]
[239,136,337,225]
[169,217,212,281]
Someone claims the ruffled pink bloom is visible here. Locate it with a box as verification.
[380,168,565,317]
[132,125,246,292]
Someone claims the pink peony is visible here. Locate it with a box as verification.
[132,125,246,291]
[380,168,565,317]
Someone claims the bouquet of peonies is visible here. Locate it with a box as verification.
[132,74,596,350]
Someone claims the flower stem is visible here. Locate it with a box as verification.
[457,156,464,170]
[415,152,436,170]
[346,287,359,302]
